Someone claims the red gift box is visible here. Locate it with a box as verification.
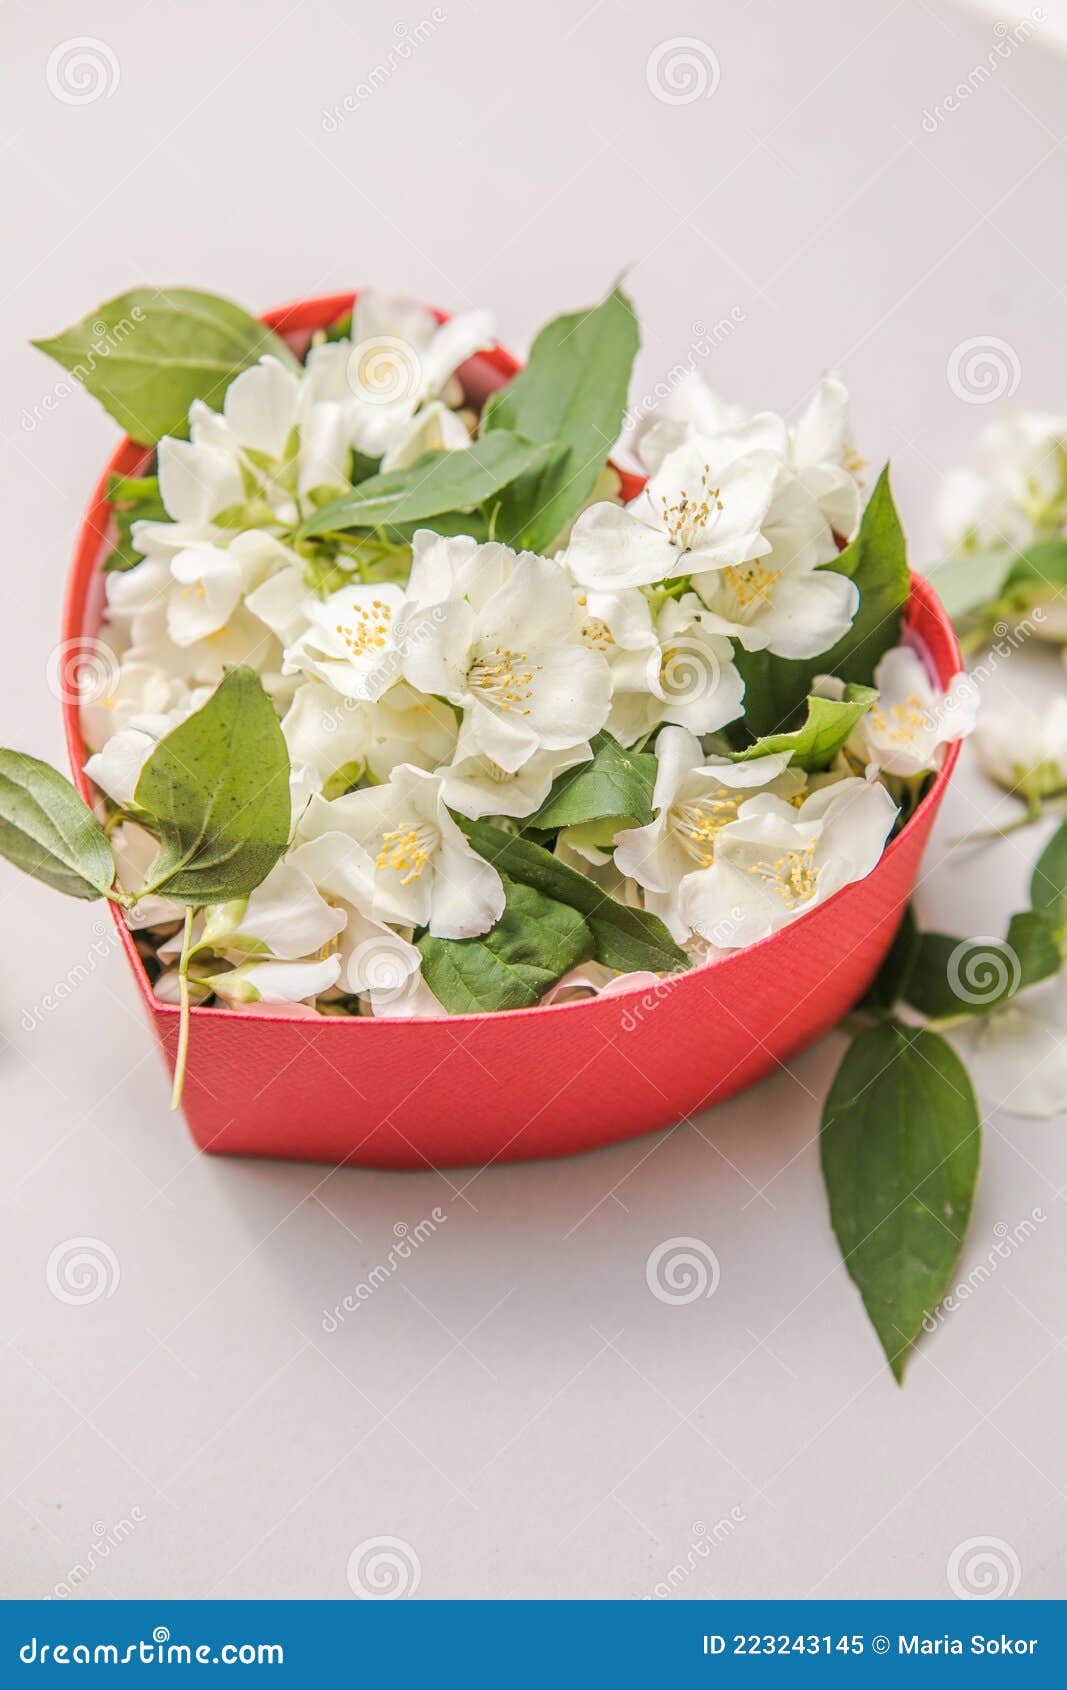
[62,294,962,1170]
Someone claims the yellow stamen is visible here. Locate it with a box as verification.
[721,560,781,612]
[869,691,928,747]
[672,788,743,865]
[468,646,541,715]
[746,839,820,907]
[334,599,392,659]
[375,821,437,885]
[658,464,723,551]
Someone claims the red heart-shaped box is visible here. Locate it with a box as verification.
[62,293,962,1170]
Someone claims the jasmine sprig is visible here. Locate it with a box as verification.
[0,668,292,1108]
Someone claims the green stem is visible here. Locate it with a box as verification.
[170,906,194,1112]
[925,1011,979,1034]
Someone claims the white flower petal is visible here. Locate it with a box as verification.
[223,357,302,458]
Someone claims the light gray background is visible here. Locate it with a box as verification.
[2,0,1065,1601]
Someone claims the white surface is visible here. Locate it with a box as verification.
[2,0,1066,1602]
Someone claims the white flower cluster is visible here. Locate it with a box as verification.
[938,409,1067,647]
[82,298,967,1015]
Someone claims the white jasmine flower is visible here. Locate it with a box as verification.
[937,411,1067,556]
[304,290,494,460]
[679,776,898,947]
[242,540,318,649]
[107,531,303,660]
[101,555,283,688]
[134,359,350,562]
[789,375,864,542]
[819,645,977,779]
[401,547,611,772]
[84,687,212,807]
[974,696,1067,805]
[165,529,298,648]
[613,726,804,939]
[379,399,471,472]
[580,587,745,745]
[364,974,447,1017]
[287,831,423,1011]
[299,764,505,939]
[692,469,859,659]
[203,956,342,1006]
[633,372,750,473]
[283,581,408,703]
[402,529,508,608]
[438,723,592,820]
[948,977,1067,1120]
[364,682,459,781]
[195,860,347,962]
[282,683,372,800]
[540,962,663,1005]
[637,372,862,545]
[565,439,778,592]
[80,659,186,753]
[281,679,459,801]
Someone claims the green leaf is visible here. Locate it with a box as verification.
[33,288,298,447]
[104,470,168,572]
[528,732,657,829]
[820,1021,981,1381]
[296,434,545,538]
[0,752,115,900]
[133,666,290,905]
[459,817,690,976]
[903,911,1062,1019]
[1031,821,1067,937]
[929,539,1067,641]
[925,548,1015,623]
[862,906,919,1014]
[734,467,910,738]
[1002,536,1067,605]
[731,685,877,772]
[106,471,161,505]
[419,875,595,1012]
[1004,907,1064,990]
[481,288,639,551]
